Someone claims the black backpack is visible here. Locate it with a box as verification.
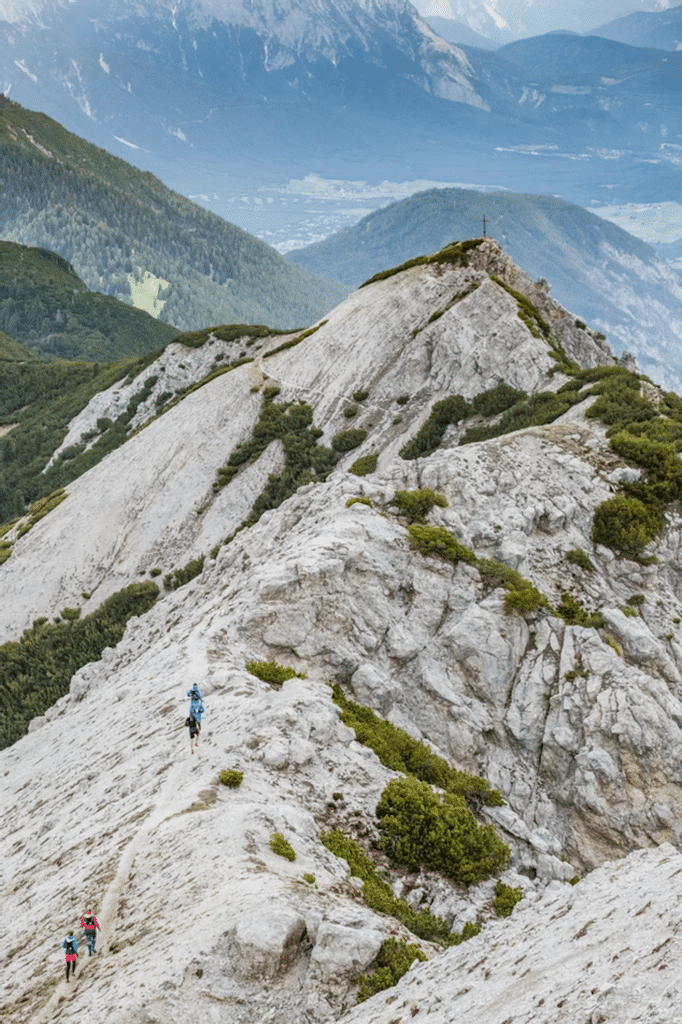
[64,938,75,955]
[83,915,93,927]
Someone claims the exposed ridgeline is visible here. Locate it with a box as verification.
[4,239,682,1024]
[287,187,682,390]
[0,96,347,332]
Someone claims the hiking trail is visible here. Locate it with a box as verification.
[33,755,197,1022]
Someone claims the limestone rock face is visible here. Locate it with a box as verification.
[342,844,682,1024]
[2,240,682,1024]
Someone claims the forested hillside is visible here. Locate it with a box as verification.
[0,97,347,331]
[0,354,148,522]
[0,241,178,361]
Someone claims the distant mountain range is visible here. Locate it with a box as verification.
[414,1,682,42]
[593,3,682,50]
[287,187,682,389]
[420,15,496,49]
[0,96,347,333]
[1,0,681,234]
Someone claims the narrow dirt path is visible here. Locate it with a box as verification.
[32,756,195,1023]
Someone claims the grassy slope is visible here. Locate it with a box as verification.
[0,96,347,334]
[0,329,33,362]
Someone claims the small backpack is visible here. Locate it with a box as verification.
[83,915,94,927]
[64,938,75,955]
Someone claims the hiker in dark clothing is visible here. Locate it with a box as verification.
[186,685,205,748]
[62,932,78,981]
[185,712,200,754]
[80,908,100,954]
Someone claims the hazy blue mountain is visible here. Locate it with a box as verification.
[591,4,682,50]
[287,186,682,386]
[421,15,496,49]
[498,31,681,87]
[1,0,681,228]
[414,1,680,40]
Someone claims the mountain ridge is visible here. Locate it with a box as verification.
[3,241,682,1024]
[287,187,682,389]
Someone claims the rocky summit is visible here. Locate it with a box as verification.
[2,239,682,1024]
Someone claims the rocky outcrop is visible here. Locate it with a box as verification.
[343,843,682,1024]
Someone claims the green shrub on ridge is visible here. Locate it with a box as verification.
[356,939,427,1002]
[332,684,504,806]
[349,454,377,476]
[0,581,159,749]
[591,495,662,557]
[493,880,523,917]
[376,775,510,885]
[331,428,367,453]
[390,488,448,524]
[270,833,296,861]
[400,395,469,460]
[320,829,452,944]
[247,660,306,686]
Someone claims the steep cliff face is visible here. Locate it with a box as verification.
[3,239,682,1024]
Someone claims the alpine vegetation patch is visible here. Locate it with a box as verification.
[493,880,523,917]
[218,769,243,788]
[349,454,378,476]
[163,556,205,591]
[376,775,510,885]
[270,833,296,861]
[331,428,368,453]
[356,938,427,1002]
[319,829,452,944]
[0,581,159,748]
[332,685,504,806]
[389,488,448,524]
[247,660,306,687]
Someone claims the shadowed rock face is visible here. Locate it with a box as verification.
[2,240,682,1024]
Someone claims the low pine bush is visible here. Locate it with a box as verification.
[349,454,378,476]
[320,829,452,944]
[270,833,296,861]
[409,524,550,617]
[407,524,477,566]
[471,382,527,417]
[376,776,510,885]
[0,581,159,749]
[331,428,368,452]
[247,660,306,686]
[566,548,595,572]
[591,495,662,557]
[493,880,523,917]
[332,684,504,806]
[555,593,603,629]
[218,769,243,788]
[390,488,448,524]
[400,395,470,460]
[346,497,372,508]
[356,939,427,1002]
[163,555,205,591]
